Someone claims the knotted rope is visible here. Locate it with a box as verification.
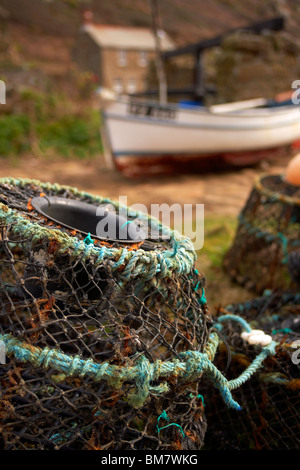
[0,315,278,411]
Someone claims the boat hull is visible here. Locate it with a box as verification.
[114,146,292,177]
[100,98,300,176]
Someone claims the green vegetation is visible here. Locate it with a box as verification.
[0,88,102,159]
[179,213,238,269]
[198,214,237,268]
[36,111,102,159]
[174,213,251,308]
[0,114,31,155]
[194,214,251,308]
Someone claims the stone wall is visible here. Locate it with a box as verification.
[205,30,300,103]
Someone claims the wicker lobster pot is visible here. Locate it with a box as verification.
[203,291,300,450]
[224,174,300,294]
[0,177,214,450]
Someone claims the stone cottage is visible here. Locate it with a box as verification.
[72,18,175,95]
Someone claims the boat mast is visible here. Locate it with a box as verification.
[150,0,167,104]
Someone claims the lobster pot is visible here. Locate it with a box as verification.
[224,174,300,294]
[203,291,300,450]
[0,178,211,450]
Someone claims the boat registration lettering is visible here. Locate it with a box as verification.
[128,103,177,120]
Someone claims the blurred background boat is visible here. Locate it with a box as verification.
[99,91,300,177]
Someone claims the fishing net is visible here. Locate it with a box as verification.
[1,178,295,451]
[203,291,300,450]
[224,174,300,294]
[0,177,214,450]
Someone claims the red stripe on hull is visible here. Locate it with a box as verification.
[114,145,291,178]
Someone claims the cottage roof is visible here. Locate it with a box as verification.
[82,24,175,51]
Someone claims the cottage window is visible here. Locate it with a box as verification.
[113,78,123,94]
[127,78,137,94]
[118,50,127,67]
[138,51,148,67]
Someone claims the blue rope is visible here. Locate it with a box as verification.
[0,312,278,412]
[216,313,252,333]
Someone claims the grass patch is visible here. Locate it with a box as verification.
[199,214,237,268]
[0,89,102,159]
[0,114,31,155]
[193,213,252,310]
[37,110,102,159]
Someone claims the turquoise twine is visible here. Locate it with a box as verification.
[194,269,206,305]
[277,232,289,264]
[83,233,94,246]
[271,328,293,335]
[0,314,278,412]
[189,393,205,407]
[238,214,298,265]
[120,220,134,230]
[197,394,205,407]
[199,289,207,305]
[156,410,185,437]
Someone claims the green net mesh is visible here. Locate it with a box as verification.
[224,174,300,294]
[0,178,211,450]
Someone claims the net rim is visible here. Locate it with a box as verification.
[0,177,196,281]
[255,173,300,206]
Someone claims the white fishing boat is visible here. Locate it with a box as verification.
[99,91,300,176]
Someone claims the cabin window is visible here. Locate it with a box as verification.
[138,51,148,67]
[113,78,123,94]
[118,50,127,67]
[127,78,137,94]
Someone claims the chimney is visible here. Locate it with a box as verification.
[82,10,94,24]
